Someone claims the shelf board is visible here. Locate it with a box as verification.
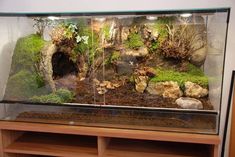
[104,138,210,157]
[4,132,98,157]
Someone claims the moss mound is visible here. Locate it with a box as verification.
[125,32,144,49]
[150,64,208,88]
[4,34,47,100]
[30,88,74,104]
[11,34,46,74]
[4,70,47,100]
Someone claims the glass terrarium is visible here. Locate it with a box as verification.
[0,8,230,134]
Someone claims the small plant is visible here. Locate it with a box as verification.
[125,32,144,50]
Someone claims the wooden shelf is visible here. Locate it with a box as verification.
[0,121,219,157]
[103,138,210,157]
[4,132,98,157]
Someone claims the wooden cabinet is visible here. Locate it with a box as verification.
[0,121,220,157]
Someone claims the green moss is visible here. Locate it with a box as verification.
[55,88,75,102]
[4,70,47,100]
[187,63,204,76]
[30,88,74,104]
[11,34,46,74]
[150,64,209,88]
[30,94,63,104]
[125,32,144,49]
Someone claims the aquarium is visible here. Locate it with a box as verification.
[0,9,230,134]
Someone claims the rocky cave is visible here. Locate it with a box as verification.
[52,52,78,79]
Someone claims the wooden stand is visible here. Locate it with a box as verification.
[0,121,220,157]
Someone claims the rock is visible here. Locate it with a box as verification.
[135,76,148,93]
[116,61,133,76]
[134,67,157,78]
[97,87,107,95]
[184,81,208,98]
[176,97,203,110]
[190,46,207,67]
[146,81,183,99]
[124,47,148,57]
[121,27,130,42]
[145,67,157,78]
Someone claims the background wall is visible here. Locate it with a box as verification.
[0,0,234,156]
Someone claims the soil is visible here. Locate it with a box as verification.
[74,80,214,110]
[16,109,217,134]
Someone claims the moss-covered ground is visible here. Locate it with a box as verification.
[150,64,209,88]
[30,88,74,104]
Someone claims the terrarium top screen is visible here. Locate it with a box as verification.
[1,10,229,111]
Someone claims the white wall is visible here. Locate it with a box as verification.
[0,0,234,156]
[0,17,35,101]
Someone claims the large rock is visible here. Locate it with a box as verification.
[135,76,148,93]
[147,81,183,99]
[116,61,133,76]
[190,46,207,67]
[184,81,208,98]
[124,47,148,57]
[176,97,203,109]
[39,42,57,92]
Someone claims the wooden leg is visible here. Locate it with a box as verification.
[98,136,110,157]
[210,144,219,157]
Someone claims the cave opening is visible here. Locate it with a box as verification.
[52,52,78,79]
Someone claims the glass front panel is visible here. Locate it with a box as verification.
[0,9,230,134]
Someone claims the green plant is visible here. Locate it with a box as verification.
[150,64,209,88]
[73,26,99,65]
[11,34,46,74]
[30,88,74,104]
[125,32,144,50]
[149,41,159,53]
